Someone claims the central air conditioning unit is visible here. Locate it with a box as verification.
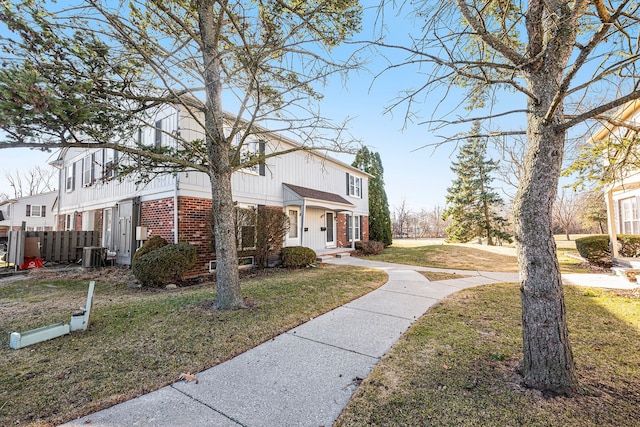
[82,247,106,268]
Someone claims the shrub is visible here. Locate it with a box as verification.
[617,234,640,257]
[355,240,384,255]
[132,242,197,287]
[133,235,168,261]
[575,235,611,267]
[281,246,316,268]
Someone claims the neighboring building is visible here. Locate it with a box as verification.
[0,192,57,238]
[590,99,640,259]
[52,106,370,271]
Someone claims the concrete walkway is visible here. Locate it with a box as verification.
[61,258,636,427]
[61,258,518,427]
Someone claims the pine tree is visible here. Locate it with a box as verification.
[352,147,393,246]
[442,123,512,245]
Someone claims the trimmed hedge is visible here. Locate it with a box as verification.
[575,235,611,267]
[132,242,197,287]
[281,246,317,268]
[575,234,640,267]
[133,235,168,261]
[355,240,384,255]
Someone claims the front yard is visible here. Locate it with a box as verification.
[336,283,640,426]
[0,265,386,426]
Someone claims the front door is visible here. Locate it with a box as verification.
[116,201,133,265]
[325,212,335,248]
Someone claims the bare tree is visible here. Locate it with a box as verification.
[5,166,57,198]
[392,199,411,238]
[0,1,362,310]
[552,189,582,241]
[376,0,640,395]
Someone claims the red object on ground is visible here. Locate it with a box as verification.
[19,257,43,269]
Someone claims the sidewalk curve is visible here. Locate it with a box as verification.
[61,258,518,427]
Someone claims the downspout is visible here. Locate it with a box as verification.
[300,199,306,247]
[606,189,618,258]
[174,106,181,244]
[351,212,355,249]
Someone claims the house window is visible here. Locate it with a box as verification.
[82,154,95,186]
[103,149,118,179]
[620,197,639,234]
[64,214,74,231]
[103,208,113,250]
[347,214,362,242]
[236,206,257,251]
[155,120,163,147]
[137,128,143,145]
[347,173,362,198]
[66,163,75,192]
[26,205,46,217]
[288,209,299,239]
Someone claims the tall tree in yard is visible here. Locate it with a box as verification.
[376,0,640,395]
[0,1,362,310]
[353,147,392,246]
[443,122,511,245]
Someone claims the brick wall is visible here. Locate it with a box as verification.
[336,213,369,248]
[177,196,215,275]
[140,198,176,243]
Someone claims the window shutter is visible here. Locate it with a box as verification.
[258,141,266,176]
[359,215,363,240]
[42,206,46,217]
[346,215,351,241]
[72,162,76,190]
[346,173,350,195]
[26,205,31,217]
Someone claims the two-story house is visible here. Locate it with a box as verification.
[0,191,57,236]
[53,106,370,271]
[590,99,640,260]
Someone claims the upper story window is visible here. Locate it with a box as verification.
[155,119,163,147]
[103,149,118,179]
[26,204,46,218]
[66,163,76,192]
[347,173,362,198]
[82,154,96,187]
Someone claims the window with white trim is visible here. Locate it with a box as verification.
[155,119,163,147]
[65,163,75,192]
[103,149,118,179]
[347,173,362,198]
[620,197,639,234]
[288,209,299,239]
[235,205,257,251]
[347,214,362,242]
[103,208,114,250]
[26,204,46,217]
[82,154,95,186]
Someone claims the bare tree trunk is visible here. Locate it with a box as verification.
[211,172,244,310]
[199,0,243,310]
[513,74,578,395]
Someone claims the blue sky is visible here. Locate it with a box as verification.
[0,2,517,213]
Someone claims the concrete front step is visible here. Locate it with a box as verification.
[611,266,640,283]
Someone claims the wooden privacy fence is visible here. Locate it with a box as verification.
[18,231,99,262]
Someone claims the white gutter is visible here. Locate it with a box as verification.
[300,199,306,247]
[174,106,181,244]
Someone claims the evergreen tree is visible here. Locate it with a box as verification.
[442,123,512,245]
[352,147,393,246]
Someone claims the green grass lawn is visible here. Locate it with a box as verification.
[336,284,640,427]
[364,244,591,273]
[0,265,387,426]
